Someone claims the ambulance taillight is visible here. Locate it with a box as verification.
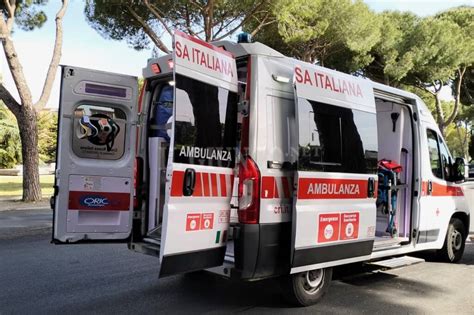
[238,156,260,224]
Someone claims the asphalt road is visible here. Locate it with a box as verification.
[0,210,473,314]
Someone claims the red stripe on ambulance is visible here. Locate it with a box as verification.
[220,174,227,196]
[298,178,368,199]
[421,181,464,197]
[210,173,218,196]
[261,176,293,199]
[202,173,210,196]
[170,170,233,197]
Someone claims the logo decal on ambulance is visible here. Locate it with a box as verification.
[185,213,215,231]
[340,212,359,240]
[80,195,110,208]
[317,212,360,243]
[186,213,201,231]
[318,214,340,243]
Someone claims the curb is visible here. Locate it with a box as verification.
[0,198,51,212]
[0,206,51,212]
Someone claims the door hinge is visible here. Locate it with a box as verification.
[238,100,249,116]
[135,112,145,126]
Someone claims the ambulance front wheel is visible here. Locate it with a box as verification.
[437,217,466,263]
[282,267,332,307]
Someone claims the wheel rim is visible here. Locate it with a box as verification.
[301,269,324,295]
[452,230,462,251]
[448,229,463,260]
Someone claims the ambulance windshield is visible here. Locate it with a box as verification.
[173,74,238,168]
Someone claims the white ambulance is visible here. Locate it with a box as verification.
[52,32,470,306]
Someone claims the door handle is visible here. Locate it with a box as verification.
[427,180,433,195]
[183,168,196,196]
[367,177,375,198]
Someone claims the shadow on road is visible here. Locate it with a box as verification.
[1,229,472,314]
[71,264,437,314]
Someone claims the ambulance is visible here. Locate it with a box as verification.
[52,31,470,306]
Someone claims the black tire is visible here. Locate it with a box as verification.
[281,268,332,307]
[437,218,466,263]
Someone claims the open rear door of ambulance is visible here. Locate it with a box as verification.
[53,66,138,243]
[291,61,378,273]
[158,32,238,277]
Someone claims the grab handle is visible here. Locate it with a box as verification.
[183,168,196,196]
[368,177,376,198]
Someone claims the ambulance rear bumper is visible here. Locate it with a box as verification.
[232,222,291,280]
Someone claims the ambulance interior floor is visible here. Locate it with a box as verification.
[375,213,409,244]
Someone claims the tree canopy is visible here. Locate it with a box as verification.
[252,0,380,72]
[84,0,273,54]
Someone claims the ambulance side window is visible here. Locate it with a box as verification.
[173,74,238,168]
[427,129,452,180]
[427,129,444,179]
[297,99,378,174]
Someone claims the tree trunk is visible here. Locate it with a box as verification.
[433,93,446,136]
[17,105,41,201]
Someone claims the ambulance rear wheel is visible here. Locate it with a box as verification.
[437,218,466,263]
[282,267,332,307]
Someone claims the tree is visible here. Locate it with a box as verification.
[469,132,474,161]
[457,65,473,106]
[255,0,380,72]
[407,17,470,135]
[365,7,474,135]
[0,0,69,201]
[0,102,21,168]
[364,11,420,86]
[438,7,474,107]
[84,0,274,54]
[37,110,57,164]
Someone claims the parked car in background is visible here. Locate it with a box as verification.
[469,161,474,179]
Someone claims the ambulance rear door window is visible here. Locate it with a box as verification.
[297,99,378,174]
[174,74,238,168]
[72,104,127,160]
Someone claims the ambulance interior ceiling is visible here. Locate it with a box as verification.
[375,98,414,240]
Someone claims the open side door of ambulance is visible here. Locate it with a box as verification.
[157,31,238,277]
[53,66,138,243]
[291,62,378,274]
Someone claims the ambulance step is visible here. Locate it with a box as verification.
[366,256,424,269]
[131,240,160,258]
[143,237,161,246]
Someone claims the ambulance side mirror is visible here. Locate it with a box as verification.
[452,157,466,182]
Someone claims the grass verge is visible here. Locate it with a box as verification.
[0,175,54,197]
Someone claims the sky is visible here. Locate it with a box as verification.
[1,0,473,109]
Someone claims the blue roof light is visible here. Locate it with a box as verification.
[237,32,252,43]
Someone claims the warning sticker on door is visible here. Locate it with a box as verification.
[318,213,340,243]
[201,213,214,230]
[186,213,201,231]
[340,212,359,240]
[218,210,230,223]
